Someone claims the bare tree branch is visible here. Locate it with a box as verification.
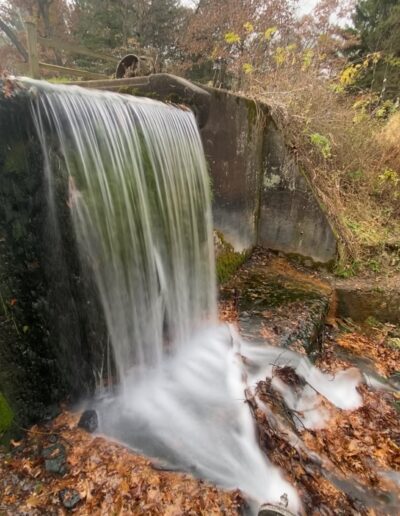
[0,18,28,62]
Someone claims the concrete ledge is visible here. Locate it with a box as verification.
[334,274,400,324]
[70,74,211,128]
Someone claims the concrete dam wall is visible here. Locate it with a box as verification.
[74,74,338,264]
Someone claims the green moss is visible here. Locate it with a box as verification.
[238,271,325,311]
[365,316,382,327]
[246,98,258,128]
[216,249,248,284]
[120,87,160,100]
[215,231,249,284]
[334,260,360,278]
[0,392,13,434]
[118,87,139,95]
[4,142,28,175]
[165,93,181,104]
[387,337,400,350]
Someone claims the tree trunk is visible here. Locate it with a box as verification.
[0,18,28,62]
[37,0,63,65]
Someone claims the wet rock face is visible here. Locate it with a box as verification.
[42,442,67,475]
[78,410,98,433]
[221,250,332,354]
[59,488,81,509]
[0,92,62,430]
[0,88,108,434]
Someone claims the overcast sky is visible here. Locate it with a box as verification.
[298,0,319,15]
[181,0,320,15]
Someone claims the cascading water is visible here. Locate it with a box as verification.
[28,80,216,380]
[20,78,366,514]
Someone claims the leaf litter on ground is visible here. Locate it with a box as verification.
[1,274,399,515]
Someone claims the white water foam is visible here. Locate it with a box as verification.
[97,324,364,513]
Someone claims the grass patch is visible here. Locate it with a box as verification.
[216,249,248,284]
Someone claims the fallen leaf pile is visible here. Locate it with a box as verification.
[218,297,239,325]
[248,370,399,515]
[336,331,399,377]
[302,383,399,481]
[0,411,243,515]
[247,380,355,515]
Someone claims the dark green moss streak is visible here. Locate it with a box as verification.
[215,231,249,284]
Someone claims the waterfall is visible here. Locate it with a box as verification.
[27,79,216,383]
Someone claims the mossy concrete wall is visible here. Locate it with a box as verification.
[0,94,60,431]
[0,76,338,432]
[214,231,249,284]
[0,89,107,432]
[201,91,263,251]
[260,123,337,265]
[199,87,337,265]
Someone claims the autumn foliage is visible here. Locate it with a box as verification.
[0,411,243,514]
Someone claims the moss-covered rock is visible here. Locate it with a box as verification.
[221,249,332,354]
